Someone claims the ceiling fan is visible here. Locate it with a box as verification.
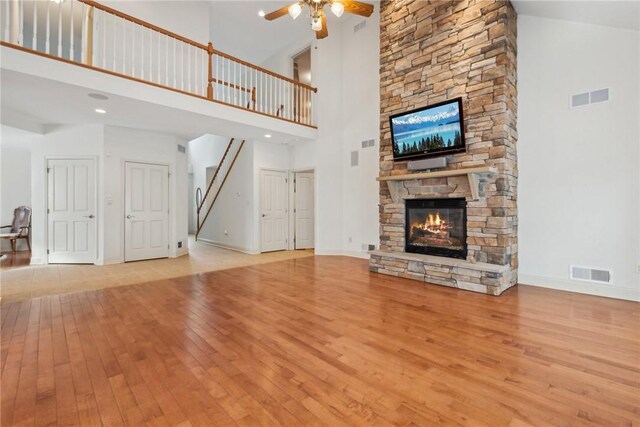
[263,0,374,39]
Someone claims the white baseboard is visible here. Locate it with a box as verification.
[519,273,640,302]
[175,247,189,257]
[314,250,370,260]
[30,257,45,265]
[197,238,259,255]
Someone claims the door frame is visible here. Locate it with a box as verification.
[287,168,316,251]
[45,156,99,265]
[259,168,289,253]
[122,159,172,262]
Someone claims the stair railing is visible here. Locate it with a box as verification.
[195,139,246,240]
[0,0,317,127]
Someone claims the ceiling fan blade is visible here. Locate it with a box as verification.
[264,5,292,21]
[341,1,374,17]
[316,14,328,39]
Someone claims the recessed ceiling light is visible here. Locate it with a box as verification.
[95,108,107,114]
[88,93,109,100]
[258,10,265,17]
[264,134,272,138]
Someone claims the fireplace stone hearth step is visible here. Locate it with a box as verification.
[368,250,514,296]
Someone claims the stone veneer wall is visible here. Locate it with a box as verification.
[373,0,518,294]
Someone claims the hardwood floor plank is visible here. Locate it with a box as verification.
[1,256,639,426]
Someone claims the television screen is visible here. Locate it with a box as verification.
[389,97,466,161]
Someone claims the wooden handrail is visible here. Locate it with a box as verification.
[76,0,208,50]
[197,138,234,213]
[77,0,318,93]
[196,140,246,239]
[211,48,318,93]
[212,78,252,93]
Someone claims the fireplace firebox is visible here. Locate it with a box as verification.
[405,198,467,259]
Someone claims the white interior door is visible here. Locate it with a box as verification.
[260,169,288,253]
[47,159,97,264]
[295,172,314,249]
[125,162,169,262]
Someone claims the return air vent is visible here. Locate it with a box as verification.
[361,139,375,149]
[570,88,610,108]
[177,144,186,153]
[350,150,359,167]
[354,20,367,33]
[570,265,612,284]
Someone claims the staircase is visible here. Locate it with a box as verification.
[195,138,245,240]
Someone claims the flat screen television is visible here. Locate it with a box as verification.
[389,97,466,161]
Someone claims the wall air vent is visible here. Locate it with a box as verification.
[361,139,375,149]
[177,144,186,153]
[570,265,612,284]
[570,88,610,108]
[354,20,367,33]
[351,150,359,167]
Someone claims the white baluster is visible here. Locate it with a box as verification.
[18,0,23,45]
[188,44,192,93]
[45,0,50,53]
[3,1,9,42]
[69,0,75,60]
[165,35,169,86]
[157,31,161,84]
[102,11,107,68]
[181,41,184,90]
[32,0,37,50]
[141,26,145,80]
[81,2,86,63]
[57,0,62,55]
[112,14,116,70]
[123,19,126,74]
[173,39,178,88]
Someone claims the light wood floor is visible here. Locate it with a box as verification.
[0,238,313,303]
[2,256,639,426]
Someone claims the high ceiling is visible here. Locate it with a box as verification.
[512,0,640,31]
[209,1,323,64]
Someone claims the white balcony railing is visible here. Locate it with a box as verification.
[0,0,317,127]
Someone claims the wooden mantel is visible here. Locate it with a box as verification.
[377,166,497,201]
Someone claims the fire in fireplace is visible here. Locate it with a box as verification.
[405,198,467,259]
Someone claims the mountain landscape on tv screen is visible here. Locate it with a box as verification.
[392,102,463,158]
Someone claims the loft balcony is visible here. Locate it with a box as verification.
[0,0,318,140]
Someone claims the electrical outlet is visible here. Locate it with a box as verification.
[178,241,182,249]
[224,229,229,236]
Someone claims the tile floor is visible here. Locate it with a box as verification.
[0,237,314,303]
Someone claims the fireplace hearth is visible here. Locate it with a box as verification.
[405,198,467,259]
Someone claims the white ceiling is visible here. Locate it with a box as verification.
[512,0,640,31]
[0,69,314,143]
[209,0,357,63]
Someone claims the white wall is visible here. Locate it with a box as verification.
[103,125,189,263]
[29,124,189,264]
[188,136,291,254]
[189,135,255,252]
[265,12,381,257]
[30,125,104,264]
[0,126,34,252]
[102,1,211,43]
[518,15,640,301]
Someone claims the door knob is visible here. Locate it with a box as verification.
[83,214,95,219]
[262,214,266,217]
[126,215,135,219]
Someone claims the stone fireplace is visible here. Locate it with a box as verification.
[370,0,518,296]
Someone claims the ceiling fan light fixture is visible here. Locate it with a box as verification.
[330,2,345,17]
[288,3,302,19]
[311,17,322,31]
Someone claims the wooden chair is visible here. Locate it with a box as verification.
[1,206,32,253]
